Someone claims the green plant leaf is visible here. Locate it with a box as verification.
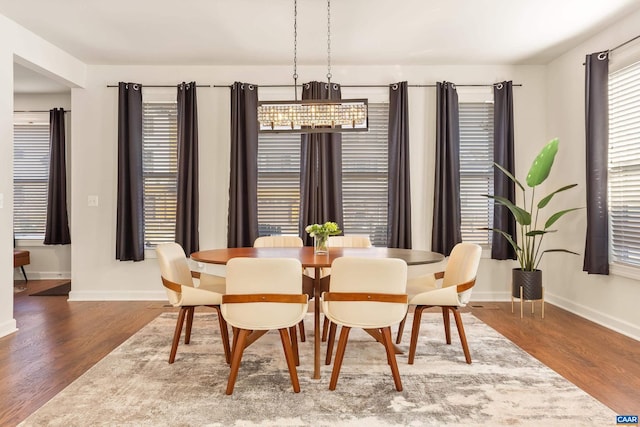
[486,195,531,225]
[544,208,582,229]
[484,228,522,254]
[494,162,525,192]
[543,249,580,255]
[525,230,556,237]
[537,184,578,209]
[526,138,559,188]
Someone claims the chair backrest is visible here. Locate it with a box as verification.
[156,242,194,305]
[328,235,372,248]
[222,258,307,330]
[253,235,304,248]
[324,257,407,328]
[442,243,482,303]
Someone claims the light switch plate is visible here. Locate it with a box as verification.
[88,195,99,207]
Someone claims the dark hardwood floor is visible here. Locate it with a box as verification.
[1,280,638,426]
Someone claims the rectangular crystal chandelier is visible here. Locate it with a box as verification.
[258,98,368,133]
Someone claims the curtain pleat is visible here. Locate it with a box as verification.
[299,81,344,245]
[583,51,609,275]
[387,81,412,248]
[175,82,200,255]
[491,81,517,260]
[432,81,461,256]
[116,82,145,261]
[43,107,71,245]
[227,82,259,248]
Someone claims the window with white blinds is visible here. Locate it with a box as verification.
[257,132,301,236]
[142,102,178,248]
[459,102,494,245]
[609,60,640,268]
[256,102,389,246]
[13,113,50,239]
[342,103,389,246]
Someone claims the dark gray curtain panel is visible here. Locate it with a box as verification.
[175,82,199,255]
[43,108,71,245]
[116,82,145,261]
[432,82,461,256]
[583,51,609,275]
[299,81,344,246]
[491,81,517,260]
[388,82,412,249]
[227,82,259,248]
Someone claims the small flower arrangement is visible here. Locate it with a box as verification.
[305,221,341,238]
[305,221,341,254]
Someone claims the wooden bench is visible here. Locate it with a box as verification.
[14,249,30,282]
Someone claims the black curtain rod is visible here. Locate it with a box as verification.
[14,110,70,113]
[213,83,523,88]
[106,84,212,88]
[610,34,640,54]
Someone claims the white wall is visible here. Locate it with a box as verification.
[0,14,85,338]
[545,8,640,339]
[13,93,72,281]
[68,64,545,303]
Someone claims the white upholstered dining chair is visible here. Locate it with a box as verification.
[252,235,308,342]
[156,242,231,364]
[322,257,408,391]
[221,257,308,394]
[396,242,482,364]
[321,235,372,342]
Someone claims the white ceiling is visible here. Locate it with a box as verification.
[5,0,640,92]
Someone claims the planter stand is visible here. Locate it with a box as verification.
[511,286,544,318]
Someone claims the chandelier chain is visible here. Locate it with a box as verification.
[293,0,298,100]
[326,0,332,83]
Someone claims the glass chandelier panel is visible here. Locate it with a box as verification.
[258,99,368,133]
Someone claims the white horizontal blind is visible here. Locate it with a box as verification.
[13,113,50,238]
[257,133,301,236]
[342,103,389,246]
[609,60,640,267]
[459,102,494,245]
[143,102,178,247]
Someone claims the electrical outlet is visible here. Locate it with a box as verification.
[88,195,99,207]
[0,193,3,209]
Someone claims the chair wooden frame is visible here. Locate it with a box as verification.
[161,273,231,365]
[395,272,477,364]
[222,293,308,395]
[323,292,408,391]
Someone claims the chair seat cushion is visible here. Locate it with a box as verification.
[195,273,226,294]
[406,274,437,299]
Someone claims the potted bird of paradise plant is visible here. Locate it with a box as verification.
[486,138,581,301]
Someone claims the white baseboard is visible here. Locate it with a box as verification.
[13,271,71,280]
[68,290,166,301]
[546,292,640,342]
[0,318,18,339]
[470,291,511,302]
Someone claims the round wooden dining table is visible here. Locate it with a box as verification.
[191,246,445,379]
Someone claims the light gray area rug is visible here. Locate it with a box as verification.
[20,312,615,426]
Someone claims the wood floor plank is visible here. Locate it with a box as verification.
[1,281,638,425]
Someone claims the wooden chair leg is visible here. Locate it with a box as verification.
[408,306,426,365]
[231,327,240,354]
[322,316,330,342]
[185,307,195,344]
[169,307,188,364]
[329,326,351,390]
[442,306,451,344]
[279,329,301,393]
[396,312,408,344]
[226,328,249,395]
[381,326,403,391]
[289,325,300,366]
[451,308,472,364]
[214,306,231,364]
[325,321,337,365]
[298,320,306,342]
